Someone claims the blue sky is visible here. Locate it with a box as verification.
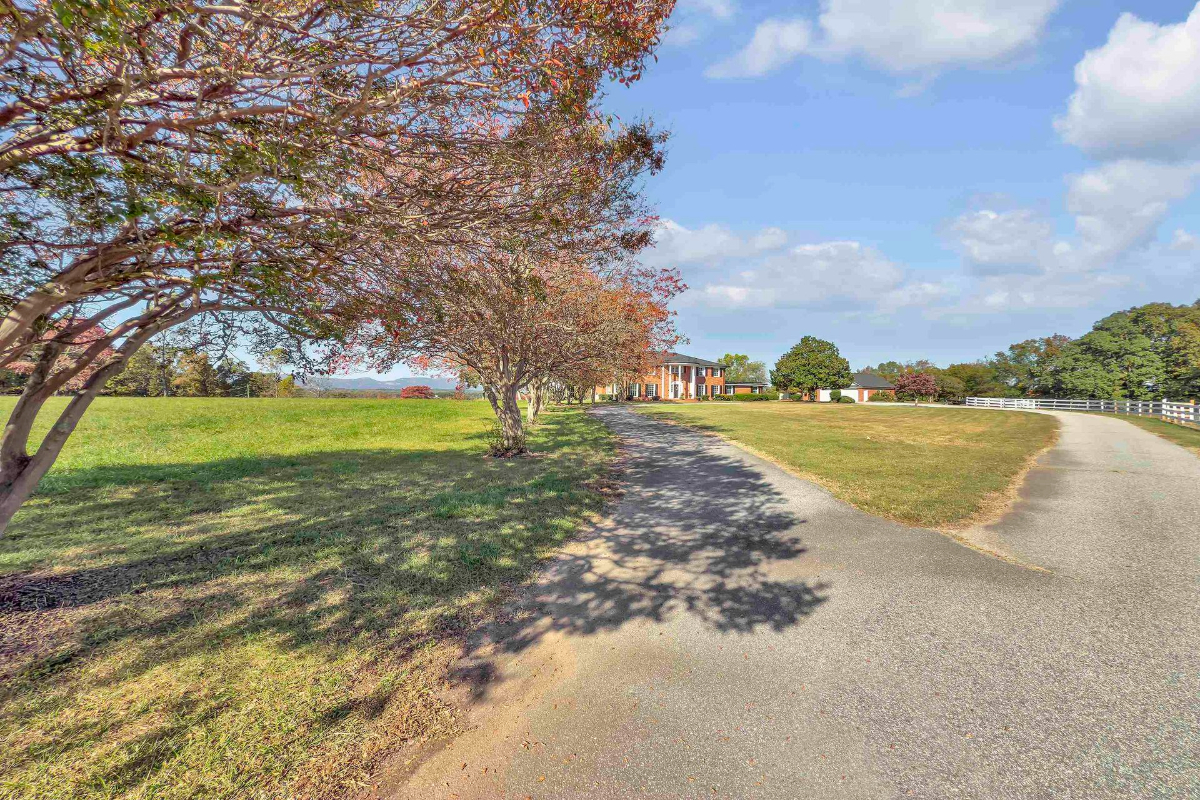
[372,1,1200,377]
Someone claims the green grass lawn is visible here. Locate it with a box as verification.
[637,402,1058,528]
[1096,413,1200,457]
[0,398,614,800]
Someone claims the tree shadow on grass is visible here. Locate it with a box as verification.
[0,406,826,795]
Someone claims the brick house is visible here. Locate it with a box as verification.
[599,352,767,400]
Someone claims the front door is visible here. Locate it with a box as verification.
[671,382,681,399]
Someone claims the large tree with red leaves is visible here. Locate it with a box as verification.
[893,371,939,405]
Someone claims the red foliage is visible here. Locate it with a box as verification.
[399,385,437,399]
[893,371,939,400]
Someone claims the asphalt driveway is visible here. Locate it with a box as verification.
[381,406,1199,799]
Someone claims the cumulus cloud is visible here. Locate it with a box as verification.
[708,0,1059,79]
[1056,4,1200,160]
[679,238,951,316]
[687,0,736,20]
[947,209,1056,274]
[945,161,1200,283]
[705,19,812,78]
[1066,159,1200,263]
[664,0,737,47]
[646,220,788,267]
[941,160,1200,313]
[1172,229,1199,251]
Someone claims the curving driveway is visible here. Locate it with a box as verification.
[382,407,1200,799]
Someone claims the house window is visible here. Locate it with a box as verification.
[751,386,759,394]
[646,384,657,398]
[726,385,735,394]
[710,384,719,396]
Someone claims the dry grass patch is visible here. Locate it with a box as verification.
[0,398,614,800]
[638,402,1057,529]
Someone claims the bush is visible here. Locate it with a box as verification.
[829,389,842,402]
[697,393,710,402]
[731,393,770,402]
[713,393,733,401]
[399,385,436,399]
[868,391,895,402]
[839,395,855,403]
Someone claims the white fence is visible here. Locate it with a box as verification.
[965,396,1200,426]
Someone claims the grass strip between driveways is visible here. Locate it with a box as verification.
[636,402,1058,529]
[0,398,615,800]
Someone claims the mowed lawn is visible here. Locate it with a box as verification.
[638,402,1058,528]
[0,398,614,800]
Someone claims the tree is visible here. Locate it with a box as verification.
[721,353,767,384]
[989,335,1072,396]
[771,337,851,400]
[173,352,219,397]
[939,362,1007,399]
[0,0,676,531]
[358,245,681,454]
[400,385,436,399]
[934,372,966,404]
[893,371,938,405]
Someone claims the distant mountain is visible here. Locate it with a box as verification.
[298,375,463,392]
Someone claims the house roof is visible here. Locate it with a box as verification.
[848,371,894,389]
[656,352,727,368]
[725,381,771,387]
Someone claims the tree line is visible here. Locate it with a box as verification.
[0,0,680,531]
[864,300,1200,402]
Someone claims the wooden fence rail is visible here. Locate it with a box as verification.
[965,396,1200,426]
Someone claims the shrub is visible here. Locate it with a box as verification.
[713,393,733,401]
[400,385,436,399]
[697,393,710,402]
[829,388,842,402]
[839,395,855,403]
[868,391,895,402]
[731,393,769,402]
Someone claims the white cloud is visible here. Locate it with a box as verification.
[708,0,1059,79]
[945,160,1200,283]
[705,19,812,78]
[947,209,1055,274]
[818,0,1060,73]
[696,240,948,313]
[686,0,735,20]
[1066,159,1200,264]
[1171,229,1199,251]
[663,0,737,47]
[646,220,787,267]
[941,160,1200,314]
[1056,4,1200,160]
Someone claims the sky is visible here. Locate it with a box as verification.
[373,0,1200,377]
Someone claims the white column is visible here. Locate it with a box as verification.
[691,366,697,399]
[661,365,666,399]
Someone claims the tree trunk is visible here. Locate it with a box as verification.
[526,377,547,423]
[0,359,112,534]
[0,307,195,535]
[484,382,527,456]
